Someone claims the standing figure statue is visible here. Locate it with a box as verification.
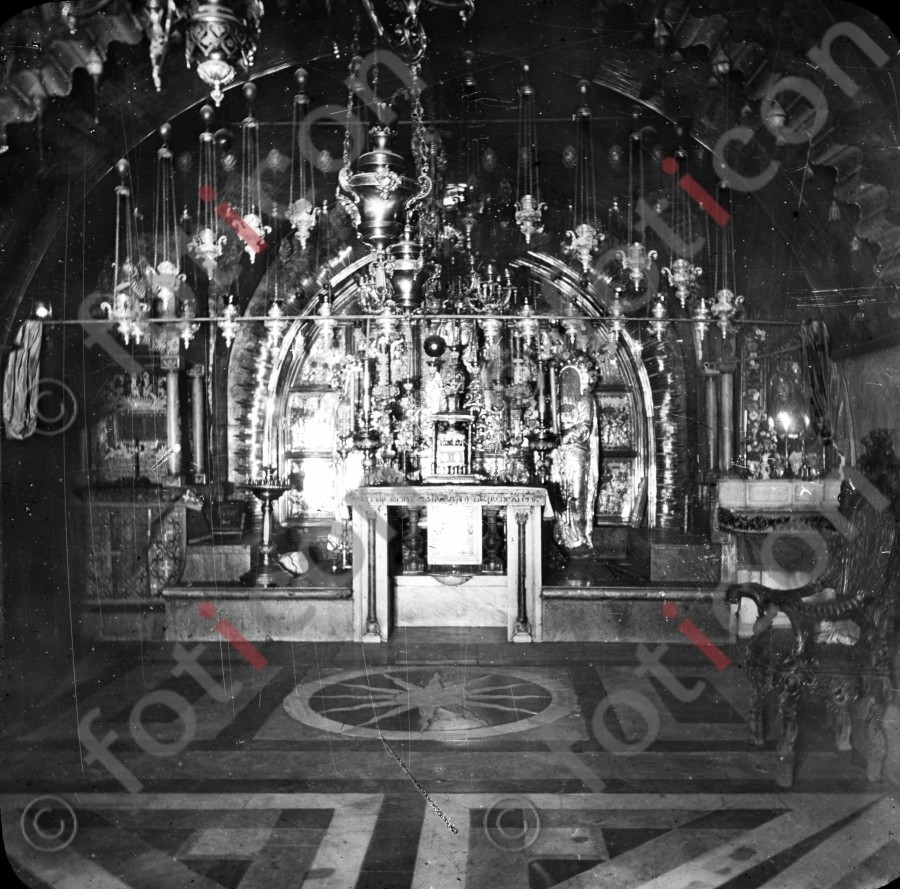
[552,362,599,551]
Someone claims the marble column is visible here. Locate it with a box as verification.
[363,512,382,642]
[513,509,532,642]
[702,365,719,475]
[161,354,182,481]
[719,361,736,475]
[187,364,206,484]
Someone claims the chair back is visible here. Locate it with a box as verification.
[836,490,896,606]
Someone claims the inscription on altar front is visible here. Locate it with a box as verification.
[346,486,547,507]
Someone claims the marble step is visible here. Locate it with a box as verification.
[627,529,722,582]
[541,585,733,643]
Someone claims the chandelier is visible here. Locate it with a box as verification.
[102,158,151,346]
[338,52,432,313]
[147,123,199,351]
[143,0,263,107]
[101,129,200,350]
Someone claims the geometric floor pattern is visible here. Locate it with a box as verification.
[3,634,899,888]
[5,792,899,888]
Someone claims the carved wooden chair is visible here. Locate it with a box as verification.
[726,488,898,788]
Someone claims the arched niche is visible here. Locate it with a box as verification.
[228,249,674,531]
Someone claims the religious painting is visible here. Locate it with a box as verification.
[595,459,634,522]
[286,389,341,454]
[597,392,633,451]
[89,370,169,482]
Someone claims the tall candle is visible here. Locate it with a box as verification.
[363,358,371,423]
[742,409,748,469]
[349,370,358,433]
[537,359,546,424]
[363,320,371,423]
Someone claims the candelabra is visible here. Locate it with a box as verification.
[241,466,292,587]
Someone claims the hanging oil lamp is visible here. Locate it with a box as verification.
[564,81,605,276]
[285,68,320,251]
[514,63,546,245]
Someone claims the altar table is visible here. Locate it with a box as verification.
[345,485,547,643]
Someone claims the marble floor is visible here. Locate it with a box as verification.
[2,630,899,888]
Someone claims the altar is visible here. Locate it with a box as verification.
[346,485,547,643]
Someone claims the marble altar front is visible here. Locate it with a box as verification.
[346,485,547,643]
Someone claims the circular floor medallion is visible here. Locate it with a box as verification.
[283,666,575,740]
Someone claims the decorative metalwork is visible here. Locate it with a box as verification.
[360,0,475,64]
[647,296,668,341]
[240,465,292,587]
[188,106,226,278]
[515,194,546,245]
[286,198,319,251]
[185,0,263,106]
[143,0,176,92]
[238,83,271,264]
[565,223,603,277]
[711,286,744,335]
[515,65,544,244]
[662,257,703,309]
[616,241,657,290]
[219,295,239,347]
[692,295,711,358]
[565,81,605,276]
[147,124,200,350]
[285,67,320,250]
[338,126,432,251]
[102,159,151,345]
[389,226,427,311]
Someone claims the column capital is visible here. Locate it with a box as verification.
[160,354,182,372]
[187,364,206,379]
[515,509,530,526]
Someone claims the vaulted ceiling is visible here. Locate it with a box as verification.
[2,0,899,358]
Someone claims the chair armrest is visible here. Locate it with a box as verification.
[726,582,817,658]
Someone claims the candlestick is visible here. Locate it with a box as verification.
[363,357,371,423]
[537,359,546,424]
